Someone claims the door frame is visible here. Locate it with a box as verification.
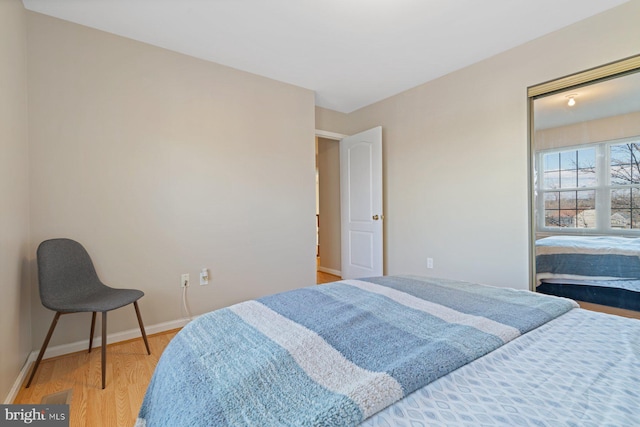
[316,130,348,141]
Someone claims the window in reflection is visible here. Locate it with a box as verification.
[536,138,640,232]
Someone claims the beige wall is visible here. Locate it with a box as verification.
[535,111,640,151]
[316,0,640,288]
[317,137,341,273]
[0,0,31,401]
[27,12,316,348]
[316,108,351,135]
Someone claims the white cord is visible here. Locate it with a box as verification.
[182,284,192,321]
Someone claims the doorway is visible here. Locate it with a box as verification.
[316,135,342,282]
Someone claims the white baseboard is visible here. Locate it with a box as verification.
[4,317,192,404]
[317,266,342,278]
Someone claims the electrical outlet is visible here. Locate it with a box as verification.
[200,268,209,286]
[427,258,434,269]
[181,273,190,288]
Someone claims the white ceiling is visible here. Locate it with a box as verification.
[22,0,628,113]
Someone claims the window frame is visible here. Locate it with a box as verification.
[536,136,640,235]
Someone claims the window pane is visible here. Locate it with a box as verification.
[558,212,576,227]
[577,148,596,169]
[610,143,629,186]
[541,190,597,229]
[577,190,595,210]
[544,152,559,172]
[611,164,634,185]
[560,169,577,188]
[544,171,559,189]
[611,143,640,185]
[611,188,630,209]
[542,149,597,189]
[633,187,640,209]
[576,148,596,187]
[577,169,597,187]
[610,187,637,229]
[611,143,630,165]
[559,191,576,209]
[544,192,560,228]
[633,208,640,229]
[545,210,560,227]
[576,190,596,228]
[560,151,576,170]
[544,192,559,209]
[632,155,640,184]
[632,188,640,229]
[576,210,596,228]
[611,209,630,229]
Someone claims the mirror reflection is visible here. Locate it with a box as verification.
[532,70,640,312]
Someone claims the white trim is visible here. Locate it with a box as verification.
[317,266,342,278]
[4,317,192,404]
[315,129,347,141]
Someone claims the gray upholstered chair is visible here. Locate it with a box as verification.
[26,238,150,389]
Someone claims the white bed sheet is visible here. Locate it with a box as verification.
[362,308,640,427]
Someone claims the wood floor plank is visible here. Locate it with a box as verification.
[317,270,341,284]
[577,300,640,320]
[14,329,178,427]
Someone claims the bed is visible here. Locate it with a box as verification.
[136,275,640,426]
[535,235,640,311]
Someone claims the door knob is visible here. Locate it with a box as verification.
[372,215,384,220]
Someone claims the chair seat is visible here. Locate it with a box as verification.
[46,286,144,313]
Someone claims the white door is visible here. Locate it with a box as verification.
[340,126,383,279]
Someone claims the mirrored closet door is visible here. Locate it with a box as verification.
[529,55,640,313]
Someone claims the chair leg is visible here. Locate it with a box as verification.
[101,311,107,389]
[134,301,151,355]
[26,312,61,388]
[88,312,96,353]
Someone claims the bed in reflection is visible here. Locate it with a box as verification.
[535,235,640,311]
[136,275,640,426]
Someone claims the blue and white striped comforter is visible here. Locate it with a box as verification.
[136,276,577,427]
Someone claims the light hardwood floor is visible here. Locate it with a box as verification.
[317,270,340,284]
[14,329,178,427]
[576,300,640,320]
[316,257,341,284]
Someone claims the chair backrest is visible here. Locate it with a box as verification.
[37,238,103,311]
